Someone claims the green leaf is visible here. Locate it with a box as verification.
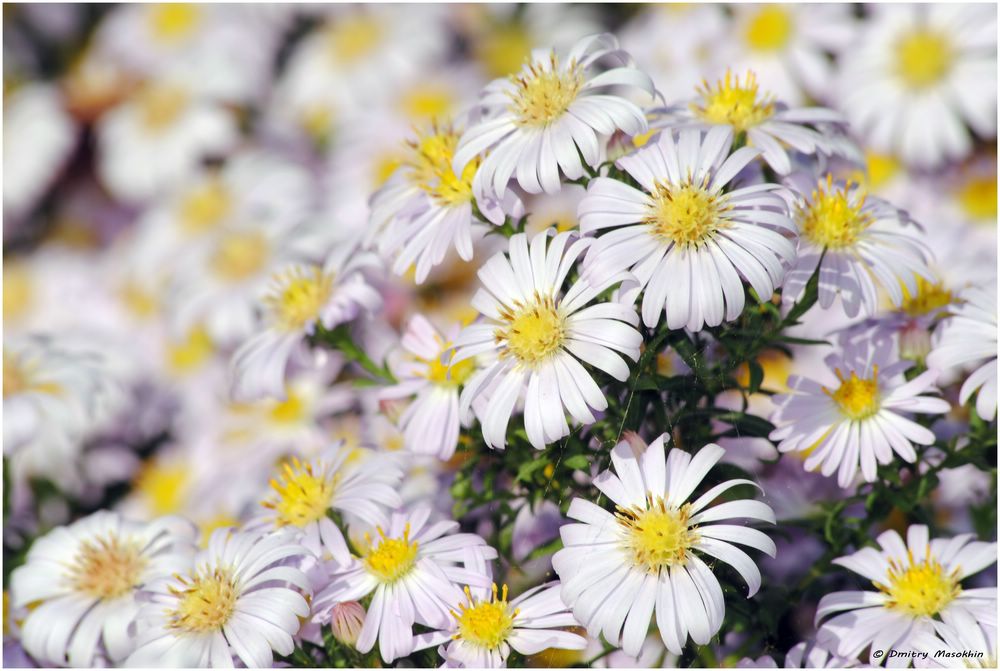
[746,359,764,395]
[563,454,590,470]
[516,457,550,483]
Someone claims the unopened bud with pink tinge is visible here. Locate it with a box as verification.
[329,601,365,648]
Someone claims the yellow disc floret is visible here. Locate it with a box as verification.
[957,176,998,221]
[876,552,960,617]
[647,179,729,247]
[136,84,188,133]
[210,231,270,281]
[179,178,231,234]
[149,4,200,44]
[363,524,419,583]
[424,351,477,388]
[262,457,338,528]
[693,70,775,133]
[826,368,880,420]
[798,177,873,249]
[264,267,334,332]
[68,535,148,600]
[406,125,477,207]
[168,568,238,633]
[509,55,584,127]
[899,277,953,317]
[617,497,698,572]
[895,30,953,90]
[496,294,566,367]
[453,584,518,650]
[745,6,794,51]
[325,14,383,64]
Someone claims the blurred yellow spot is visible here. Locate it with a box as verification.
[300,103,336,146]
[526,631,587,667]
[401,87,455,121]
[632,128,657,148]
[149,4,200,44]
[900,277,953,317]
[210,231,270,281]
[424,354,476,387]
[121,281,160,319]
[478,24,533,77]
[736,349,791,391]
[136,84,188,132]
[3,265,33,322]
[264,266,333,332]
[3,351,61,399]
[850,151,901,191]
[166,327,214,374]
[745,5,793,51]
[373,153,403,188]
[957,176,998,220]
[135,460,189,515]
[268,388,308,424]
[326,14,383,64]
[198,514,239,547]
[895,30,953,89]
[179,178,231,234]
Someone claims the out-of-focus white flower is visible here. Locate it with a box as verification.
[837,4,997,169]
[10,511,196,666]
[770,340,950,487]
[454,230,641,449]
[927,285,998,421]
[580,127,795,331]
[553,437,776,658]
[313,504,497,663]
[816,525,997,667]
[783,174,933,319]
[3,84,77,218]
[455,33,655,202]
[127,528,310,668]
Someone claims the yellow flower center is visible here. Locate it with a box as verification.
[617,498,698,572]
[496,295,566,367]
[647,180,728,247]
[363,524,419,583]
[452,584,517,650]
[424,353,477,388]
[135,460,189,515]
[957,176,998,220]
[826,368,880,420]
[477,24,533,77]
[179,179,231,234]
[745,6,794,51]
[3,265,33,323]
[877,555,960,617]
[210,231,270,281]
[401,87,455,121]
[264,267,334,333]
[509,56,584,127]
[406,127,478,206]
[2,352,61,399]
[149,3,200,44]
[120,281,160,319]
[895,30,953,89]
[900,277,953,317]
[166,326,214,375]
[136,84,188,133]
[693,70,775,133]
[798,178,873,249]
[325,14,383,64]
[168,568,238,633]
[267,389,309,424]
[263,456,338,528]
[68,535,148,600]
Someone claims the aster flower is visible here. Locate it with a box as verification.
[927,285,998,422]
[453,229,642,449]
[9,511,197,666]
[313,504,497,663]
[126,528,310,668]
[454,33,655,202]
[229,243,382,402]
[837,4,997,169]
[654,69,855,175]
[579,126,796,331]
[816,525,997,667]
[552,436,776,658]
[247,443,403,564]
[910,609,997,668]
[770,340,950,487]
[782,174,933,319]
[379,315,477,460]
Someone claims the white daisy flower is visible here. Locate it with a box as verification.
[229,244,382,402]
[770,340,950,487]
[816,525,997,667]
[579,126,796,331]
[454,33,656,201]
[910,609,997,668]
[415,581,586,668]
[313,504,497,663]
[782,174,933,319]
[126,528,311,668]
[248,442,403,564]
[552,436,776,658]
[654,69,853,175]
[837,4,997,169]
[927,285,998,422]
[380,315,476,461]
[453,229,642,450]
[9,511,197,667]
[96,79,237,203]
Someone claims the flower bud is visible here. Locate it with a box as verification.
[329,601,366,648]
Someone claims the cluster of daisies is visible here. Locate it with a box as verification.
[3,4,997,669]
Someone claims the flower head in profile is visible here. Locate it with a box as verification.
[314,505,497,663]
[553,436,776,658]
[770,340,950,487]
[127,528,310,668]
[816,525,997,667]
[248,443,403,564]
[10,511,196,667]
[782,173,933,319]
[927,284,997,422]
[580,126,796,331]
[453,229,642,449]
[229,243,382,401]
[454,33,655,202]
